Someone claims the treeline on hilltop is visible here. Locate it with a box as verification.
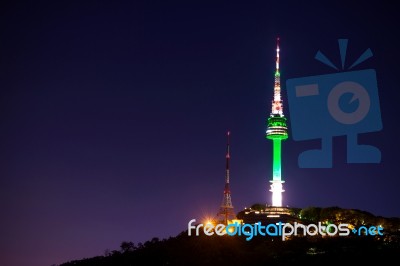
[58,206,400,266]
[238,204,400,232]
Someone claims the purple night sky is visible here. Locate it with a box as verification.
[1,1,399,266]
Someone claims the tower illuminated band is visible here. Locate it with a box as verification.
[266,38,288,207]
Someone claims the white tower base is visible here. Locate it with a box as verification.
[269,180,284,207]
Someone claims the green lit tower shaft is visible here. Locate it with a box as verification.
[266,38,288,207]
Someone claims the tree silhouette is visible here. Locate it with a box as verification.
[120,241,135,253]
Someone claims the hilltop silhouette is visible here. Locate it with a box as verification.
[58,206,400,266]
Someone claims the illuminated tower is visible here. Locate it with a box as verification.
[216,131,236,225]
[266,38,288,207]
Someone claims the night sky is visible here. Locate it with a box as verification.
[1,1,399,266]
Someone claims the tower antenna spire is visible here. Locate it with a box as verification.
[216,131,236,225]
[276,37,280,73]
[226,131,230,184]
[266,37,288,207]
[272,37,283,115]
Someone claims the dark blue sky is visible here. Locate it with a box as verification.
[1,1,399,266]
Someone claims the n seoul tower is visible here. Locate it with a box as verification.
[266,37,288,207]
